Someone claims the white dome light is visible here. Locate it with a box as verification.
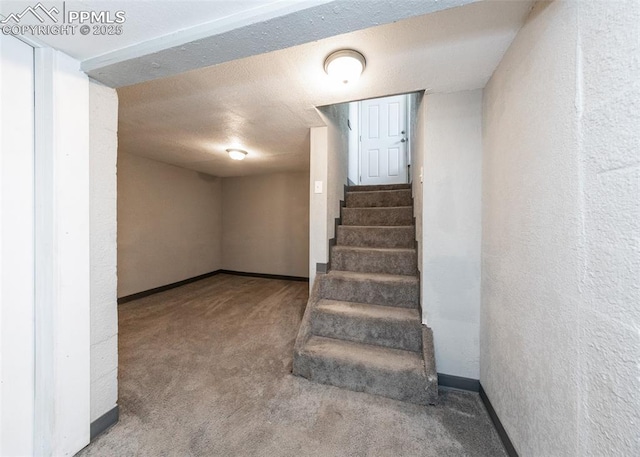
[226,148,248,160]
[324,49,366,84]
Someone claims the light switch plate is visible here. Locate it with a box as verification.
[314,181,323,193]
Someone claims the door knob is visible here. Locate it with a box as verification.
[401,138,406,143]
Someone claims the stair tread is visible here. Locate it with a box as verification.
[339,225,414,228]
[327,270,419,283]
[316,298,421,323]
[337,226,415,249]
[302,335,425,372]
[344,206,413,210]
[346,189,411,195]
[348,184,411,192]
[332,245,416,254]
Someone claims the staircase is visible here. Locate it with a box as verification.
[293,183,437,405]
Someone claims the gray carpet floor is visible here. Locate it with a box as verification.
[78,274,506,457]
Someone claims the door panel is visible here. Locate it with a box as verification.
[388,101,400,136]
[389,148,400,176]
[368,105,379,138]
[360,95,408,185]
[369,149,379,176]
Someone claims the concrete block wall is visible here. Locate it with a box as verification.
[89,81,119,423]
[482,1,640,455]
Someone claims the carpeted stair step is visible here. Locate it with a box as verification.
[336,225,415,249]
[293,176,439,405]
[342,206,413,226]
[316,271,419,309]
[346,189,412,208]
[311,299,422,352]
[294,335,433,404]
[347,184,411,192]
[331,246,417,276]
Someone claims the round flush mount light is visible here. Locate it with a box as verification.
[324,49,366,84]
[226,148,248,161]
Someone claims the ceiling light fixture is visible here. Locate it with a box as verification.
[324,49,366,84]
[226,148,248,161]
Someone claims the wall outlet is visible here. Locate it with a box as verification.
[314,181,323,194]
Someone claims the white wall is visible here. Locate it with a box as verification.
[347,102,359,185]
[309,104,349,288]
[89,81,119,423]
[309,126,328,288]
[117,153,223,297]
[482,1,640,456]
[420,91,483,379]
[410,92,425,310]
[222,172,309,278]
[0,34,35,457]
[49,50,92,456]
[322,104,350,246]
[29,48,92,456]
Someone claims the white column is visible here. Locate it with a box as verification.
[0,34,36,457]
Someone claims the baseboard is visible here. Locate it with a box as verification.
[118,269,309,304]
[217,270,309,282]
[118,270,222,304]
[480,385,519,457]
[437,376,518,456]
[437,373,480,392]
[90,405,119,441]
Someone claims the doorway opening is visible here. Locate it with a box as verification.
[347,93,416,186]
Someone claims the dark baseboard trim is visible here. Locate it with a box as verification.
[437,373,480,392]
[118,269,309,304]
[118,270,222,304]
[90,405,119,441]
[437,376,519,456]
[480,385,519,457]
[217,270,309,282]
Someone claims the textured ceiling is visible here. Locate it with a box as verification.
[0,0,330,61]
[117,0,534,177]
[84,0,477,87]
[1,0,479,86]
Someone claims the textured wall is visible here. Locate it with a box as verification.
[576,0,640,454]
[222,172,309,278]
[89,81,119,423]
[482,1,639,456]
[422,91,482,379]
[409,92,425,309]
[309,126,328,289]
[309,104,350,288]
[321,104,350,245]
[117,153,223,297]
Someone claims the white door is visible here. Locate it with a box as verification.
[359,95,408,185]
[0,35,35,456]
